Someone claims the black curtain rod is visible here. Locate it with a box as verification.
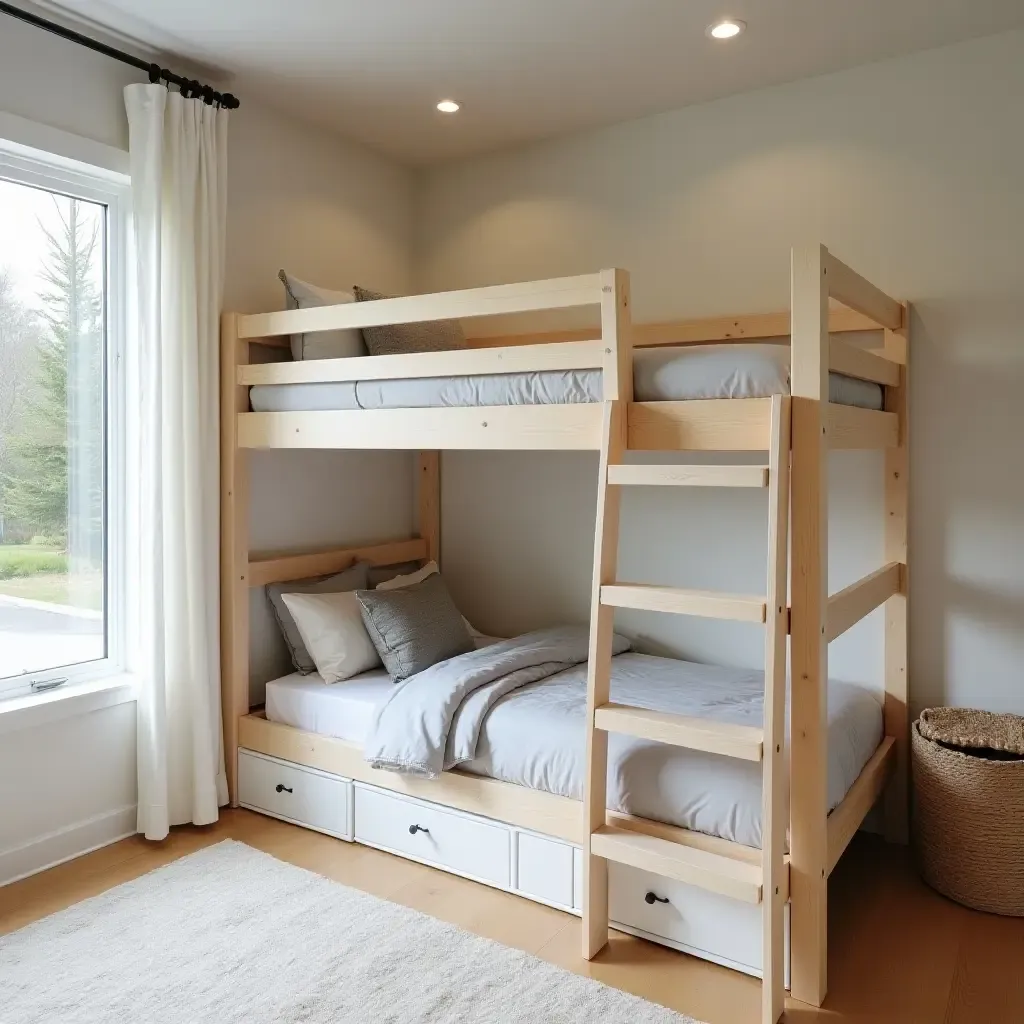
[0,1,239,108]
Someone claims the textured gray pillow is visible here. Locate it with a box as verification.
[353,285,467,356]
[267,561,370,674]
[355,572,474,682]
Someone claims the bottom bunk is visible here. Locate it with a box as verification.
[236,648,895,982]
[262,650,883,850]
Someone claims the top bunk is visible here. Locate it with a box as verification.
[223,245,907,453]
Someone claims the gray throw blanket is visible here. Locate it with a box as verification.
[364,625,630,778]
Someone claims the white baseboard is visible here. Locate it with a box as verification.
[0,804,137,888]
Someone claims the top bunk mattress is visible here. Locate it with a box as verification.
[249,343,883,413]
[264,651,883,850]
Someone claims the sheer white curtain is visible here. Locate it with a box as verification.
[125,84,229,840]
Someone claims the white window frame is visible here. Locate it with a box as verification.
[0,130,130,702]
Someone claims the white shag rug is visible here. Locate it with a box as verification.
[0,840,702,1023]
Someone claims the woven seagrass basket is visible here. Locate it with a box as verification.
[912,707,1024,915]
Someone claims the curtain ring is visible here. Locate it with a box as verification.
[148,63,161,84]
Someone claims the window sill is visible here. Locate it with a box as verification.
[0,674,137,736]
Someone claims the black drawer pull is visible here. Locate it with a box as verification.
[275,784,293,794]
[408,824,430,835]
[644,891,670,906]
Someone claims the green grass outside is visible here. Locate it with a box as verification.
[0,545,68,579]
[0,571,103,610]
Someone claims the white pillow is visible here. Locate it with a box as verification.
[278,270,364,361]
[279,590,381,683]
[376,561,484,638]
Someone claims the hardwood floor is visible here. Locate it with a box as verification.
[1,808,1018,1023]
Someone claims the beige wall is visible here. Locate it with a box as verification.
[224,102,417,695]
[417,29,1024,716]
[0,16,416,875]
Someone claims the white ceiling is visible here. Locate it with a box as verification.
[39,0,1024,165]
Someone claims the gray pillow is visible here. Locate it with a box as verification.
[279,270,365,361]
[353,285,467,357]
[355,572,474,682]
[267,561,370,674]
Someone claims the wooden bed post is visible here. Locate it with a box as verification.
[583,269,631,959]
[789,245,830,1007]
[762,394,791,1024]
[883,307,910,843]
[220,312,251,807]
[418,451,441,566]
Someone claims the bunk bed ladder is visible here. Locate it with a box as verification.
[583,395,791,1024]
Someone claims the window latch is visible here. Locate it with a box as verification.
[30,677,69,693]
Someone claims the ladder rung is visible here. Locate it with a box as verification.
[595,703,764,761]
[601,584,767,622]
[608,464,768,488]
[591,825,763,904]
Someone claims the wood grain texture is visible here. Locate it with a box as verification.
[823,252,903,330]
[237,273,604,339]
[418,452,441,565]
[789,243,830,1008]
[826,562,902,642]
[883,316,910,844]
[467,306,878,350]
[826,738,896,875]
[582,401,626,959]
[826,404,899,450]
[590,826,763,904]
[761,394,791,1024]
[828,337,900,386]
[599,269,633,402]
[603,811,764,868]
[607,464,768,488]
[601,584,767,622]
[627,398,773,451]
[238,404,605,451]
[247,538,428,588]
[595,704,764,761]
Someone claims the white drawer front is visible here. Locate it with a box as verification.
[238,749,351,840]
[609,861,765,971]
[573,847,583,910]
[355,786,509,887]
[516,832,574,908]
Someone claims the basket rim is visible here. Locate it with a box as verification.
[913,720,1024,767]
[918,707,1024,756]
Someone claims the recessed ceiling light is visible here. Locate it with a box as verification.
[707,18,745,40]
[436,99,460,113]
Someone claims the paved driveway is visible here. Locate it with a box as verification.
[0,596,104,679]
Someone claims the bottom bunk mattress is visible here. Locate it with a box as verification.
[264,652,883,850]
[249,343,884,413]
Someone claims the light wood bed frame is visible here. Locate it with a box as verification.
[220,246,909,1020]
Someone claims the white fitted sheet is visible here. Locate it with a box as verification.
[265,652,883,849]
[249,343,883,413]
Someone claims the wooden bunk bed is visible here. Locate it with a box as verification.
[220,244,909,1023]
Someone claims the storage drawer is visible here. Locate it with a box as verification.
[355,785,510,888]
[516,832,574,909]
[238,749,352,840]
[574,847,583,910]
[608,861,768,974]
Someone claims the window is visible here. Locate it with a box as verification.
[0,144,127,700]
